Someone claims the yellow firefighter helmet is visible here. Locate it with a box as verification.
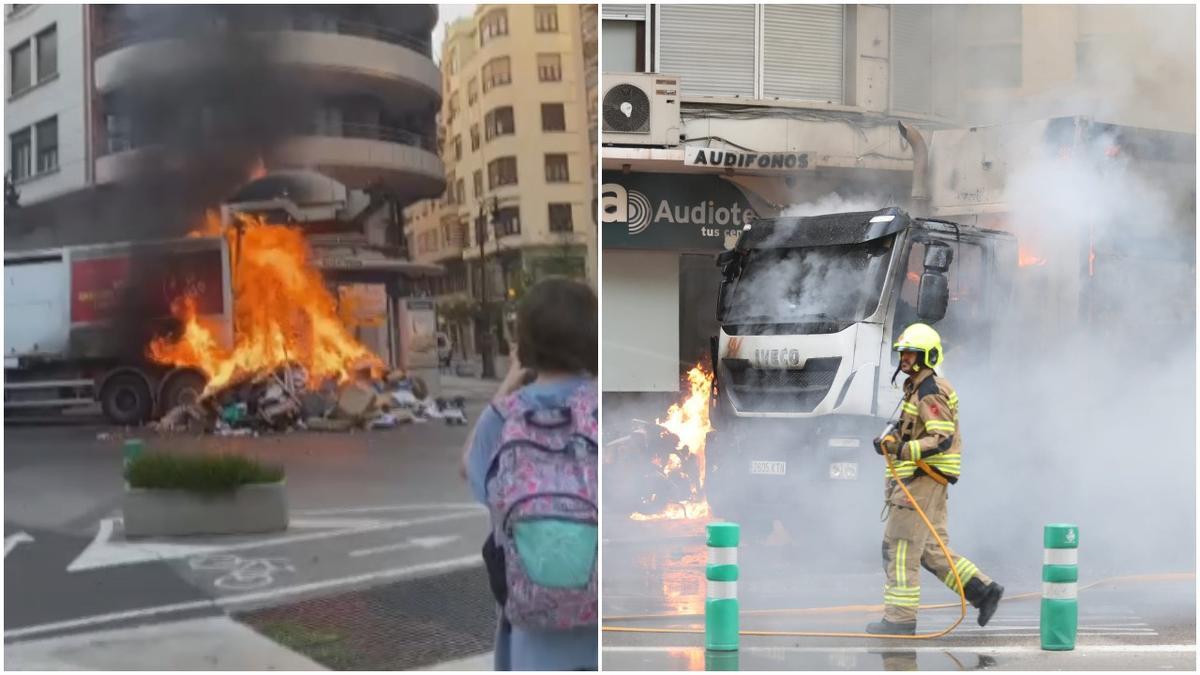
[893,323,943,370]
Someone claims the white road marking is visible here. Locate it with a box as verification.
[68,510,485,572]
[603,644,1197,655]
[5,532,34,557]
[350,535,462,558]
[293,503,484,516]
[5,554,483,641]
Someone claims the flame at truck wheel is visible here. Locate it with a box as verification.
[629,364,714,522]
[149,213,383,396]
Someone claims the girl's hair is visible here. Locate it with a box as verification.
[516,277,597,376]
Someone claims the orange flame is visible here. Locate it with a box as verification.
[1018,245,1046,267]
[630,365,713,521]
[149,214,382,396]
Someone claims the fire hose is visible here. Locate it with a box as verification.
[602,401,971,640]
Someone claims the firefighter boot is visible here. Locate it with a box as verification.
[866,618,917,636]
[964,577,1005,627]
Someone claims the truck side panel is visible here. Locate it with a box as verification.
[5,256,70,359]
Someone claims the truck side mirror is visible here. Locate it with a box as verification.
[715,250,736,268]
[923,243,953,272]
[716,281,730,322]
[917,273,949,322]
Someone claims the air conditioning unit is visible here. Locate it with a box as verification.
[602,73,681,148]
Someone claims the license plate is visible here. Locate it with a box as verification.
[829,462,858,480]
[750,460,786,476]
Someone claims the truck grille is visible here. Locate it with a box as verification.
[727,357,841,413]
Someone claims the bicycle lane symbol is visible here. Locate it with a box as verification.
[188,553,296,591]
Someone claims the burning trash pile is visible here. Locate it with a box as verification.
[148,213,467,435]
[628,365,714,521]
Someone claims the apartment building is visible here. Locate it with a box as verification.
[406,4,596,360]
[5,4,90,206]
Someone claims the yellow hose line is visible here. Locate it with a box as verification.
[603,568,1196,623]
[604,451,968,640]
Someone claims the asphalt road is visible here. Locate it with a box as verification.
[4,380,498,647]
[601,519,1197,671]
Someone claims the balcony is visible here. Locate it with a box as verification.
[97,123,445,202]
[94,24,441,109]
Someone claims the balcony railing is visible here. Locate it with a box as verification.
[96,17,432,58]
[103,122,436,156]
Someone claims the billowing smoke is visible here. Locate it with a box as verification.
[950,127,1196,578]
[7,6,325,249]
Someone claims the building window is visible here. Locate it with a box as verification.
[455,178,465,206]
[961,6,1023,89]
[445,171,457,205]
[482,56,512,92]
[10,41,31,95]
[484,105,515,140]
[470,124,480,151]
[467,77,478,105]
[35,116,57,173]
[453,134,462,161]
[480,8,509,45]
[9,128,31,181]
[544,153,570,183]
[495,206,521,236]
[541,103,566,131]
[473,169,483,198]
[602,19,647,73]
[447,90,460,123]
[537,53,562,82]
[35,25,56,82]
[488,156,518,189]
[535,6,559,33]
[549,203,574,232]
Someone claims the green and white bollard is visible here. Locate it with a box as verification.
[122,438,144,475]
[705,522,740,652]
[1041,523,1079,651]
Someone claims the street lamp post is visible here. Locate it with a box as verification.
[477,202,496,379]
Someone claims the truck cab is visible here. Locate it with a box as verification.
[705,208,1016,531]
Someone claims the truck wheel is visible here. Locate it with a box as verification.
[160,370,208,413]
[100,374,153,426]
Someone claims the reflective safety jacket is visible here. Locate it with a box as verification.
[889,368,962,483]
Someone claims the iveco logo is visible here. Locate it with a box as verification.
[753,349,803,367]
[601,182,652,236]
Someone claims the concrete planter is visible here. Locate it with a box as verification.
[122,482,288,538]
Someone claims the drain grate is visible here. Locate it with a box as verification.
[238,566,497,670]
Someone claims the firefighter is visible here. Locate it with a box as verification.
[866,322,1004,635]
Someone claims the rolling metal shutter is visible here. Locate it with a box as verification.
[659,4,756,98]
[892,5,934,115]
[762,5,844,103]
[603,4,647,21]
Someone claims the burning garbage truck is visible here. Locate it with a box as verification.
[4,172,465,432]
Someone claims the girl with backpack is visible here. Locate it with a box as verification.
[461,278,598,671]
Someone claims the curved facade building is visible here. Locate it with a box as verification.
[89,5,445,205]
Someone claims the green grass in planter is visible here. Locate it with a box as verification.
[126,452,284,493]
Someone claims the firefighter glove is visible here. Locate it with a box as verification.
[876,434,900,456]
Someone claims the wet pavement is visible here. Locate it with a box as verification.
[602,519,1197,670]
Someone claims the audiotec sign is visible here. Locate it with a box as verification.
[601,171,758,251]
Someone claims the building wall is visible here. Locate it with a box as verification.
[407,4,596,288]
[957,5,1195,133]
[4,4,89,205]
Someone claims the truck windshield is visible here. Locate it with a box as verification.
[725,235,895,326]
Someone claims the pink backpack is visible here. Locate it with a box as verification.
[485,382,598,630]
